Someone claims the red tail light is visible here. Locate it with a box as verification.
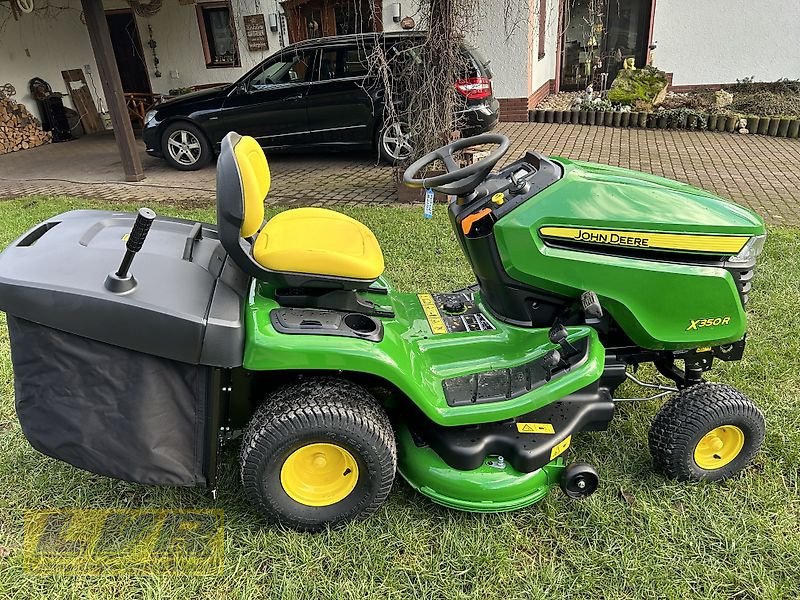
[454,77,492,100]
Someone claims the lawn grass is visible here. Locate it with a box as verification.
[0,196,799,599]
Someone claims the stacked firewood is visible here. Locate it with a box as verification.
[0,97,52,155]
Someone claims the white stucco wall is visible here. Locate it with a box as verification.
[382,0,531,99]
[0,2,99,116]
[0,0,286,118]
[530,0,559,95]
[652,0,800,85]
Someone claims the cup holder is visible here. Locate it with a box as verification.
[344,313,378,335]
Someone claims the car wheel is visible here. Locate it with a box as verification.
[378,121,413,164]
[161,122,212,171]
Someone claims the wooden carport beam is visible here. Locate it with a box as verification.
[80,0,145,182]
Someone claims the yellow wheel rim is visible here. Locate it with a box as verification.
[693,425,745,470]
[280,443,359,506]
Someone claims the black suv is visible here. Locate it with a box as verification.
[143,32,499,170]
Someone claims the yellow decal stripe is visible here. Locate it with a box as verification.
[539,227,749,254]
[418,294,447,335]
[516,422,555,434]
[550,435,572,460]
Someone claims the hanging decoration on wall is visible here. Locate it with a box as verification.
[15,0,35,14]
[243,14,269,52]
[126,0,163,19]
[148,24,161,78]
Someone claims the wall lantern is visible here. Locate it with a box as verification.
[268,12,279,32]
[391,3,401,22]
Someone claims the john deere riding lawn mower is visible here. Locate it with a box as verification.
[0,132,766,530]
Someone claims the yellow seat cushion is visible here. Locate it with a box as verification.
[253,208,384,281]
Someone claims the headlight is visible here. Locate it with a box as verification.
[144,110,158,126]
[728,234,766,263]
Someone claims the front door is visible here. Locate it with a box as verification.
[220,49,317,146]
[559,0,653,91]
[105,9,151,94]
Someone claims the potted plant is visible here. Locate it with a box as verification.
[707,114,718,130]
[603,111,614,126]
[638,112,648,127]
[612,111,622,126]
[620,112,630,127]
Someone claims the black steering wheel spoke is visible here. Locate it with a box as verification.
[403,133,511,197]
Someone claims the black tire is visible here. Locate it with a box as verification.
[161,121,212,171]
[377,121,413,164]
[239,377,396,531]
[648,383,765,482]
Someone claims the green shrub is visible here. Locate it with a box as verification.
[607,66,669,106]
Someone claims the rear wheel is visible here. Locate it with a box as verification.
[239,377,396,531]
[648,383,765,482]
[161,122,212,171]
[377,121,413,164]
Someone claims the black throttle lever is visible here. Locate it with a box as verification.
[105,208,156,293]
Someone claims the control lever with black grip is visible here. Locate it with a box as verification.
[104,208,157,293]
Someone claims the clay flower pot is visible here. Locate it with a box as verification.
[757,117,771,135]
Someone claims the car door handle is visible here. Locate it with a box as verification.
[285,95,304,102]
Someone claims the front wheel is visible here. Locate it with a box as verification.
[648,383,765,482]
[239,377,396,531]
[161,122,212,171]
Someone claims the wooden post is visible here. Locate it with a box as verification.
[80,0,145,182]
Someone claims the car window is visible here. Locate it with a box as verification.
[341,46,370,77]
[312,46,370,81]
[249,51,313,90]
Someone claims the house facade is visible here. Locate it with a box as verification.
[1,0,797,127]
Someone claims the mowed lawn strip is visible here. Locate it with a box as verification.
[0,196,798,599]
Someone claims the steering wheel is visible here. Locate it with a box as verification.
[402,133,511,196]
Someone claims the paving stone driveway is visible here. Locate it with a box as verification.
[1,123,798,224]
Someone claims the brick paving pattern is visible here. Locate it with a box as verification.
[0,123,798,224]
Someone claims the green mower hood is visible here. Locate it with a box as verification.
[546,158,765,235]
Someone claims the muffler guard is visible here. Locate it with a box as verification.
[8,316,211,486]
